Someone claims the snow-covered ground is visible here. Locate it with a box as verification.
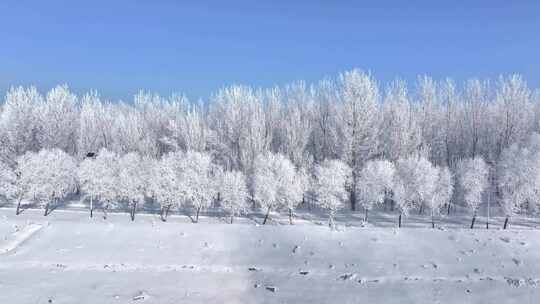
[1,208,540,303]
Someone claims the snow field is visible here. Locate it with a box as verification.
[1,209,540,303]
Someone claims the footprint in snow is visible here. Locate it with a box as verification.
[265,286,278,292]
[512,258,522,266]
[338,273,357,281]
[132,290,150,301]
[292,245,300,253]
[500,237,511,243]
[421,263,438,269]
[473,268,483,274]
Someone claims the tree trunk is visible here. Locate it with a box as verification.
[289,208,293,225]
[44,202,49,216]
[16,196,22,215]
[447,201,451,215]
[160,206,165,222]
[131,202,137,221]
[161,204,172,222]
[503,216,509,230]
[328,211,335,230]
[262,207,271,225]
[166,204,171,219]
[103,202,109,220]
[418,204,424,215]
[195,206,201,223]
[350,189,357,211]
[398,213,402,228]
[431,213,435,229]
[364,208,369,223]
[230,215,234,224]
[90,197,93,218]
[470,212,476,229]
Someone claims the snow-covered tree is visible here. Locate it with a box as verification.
[38,85,79,154]
[219,170,249,223]
[380,80,421,161]
[78,92,114,156]
[0,86,43,155]
[0,160,17,204]
[151,161,177,221]
[456,157,489,229]
[357,159,395,222]
[394,156,438,227]
[118,152,147,221]
[251,152,304,224]
[498,137,540,229]
[17,149,77,216]
[153,152,188,221]
[78,148,120,218]
[430,166,454,228]
[339,69,380,211]
[181,151,220,223]
[312,160,351,229]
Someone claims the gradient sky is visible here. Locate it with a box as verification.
[0,0,539,101]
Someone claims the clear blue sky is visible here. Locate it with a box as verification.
[1,0,539,101]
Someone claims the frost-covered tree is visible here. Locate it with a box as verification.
[0,160,17,205]
[430,166,454,228]
[210,85,271,171]
[78,148,120,218]
[394,156,438,227]
[312,160,351,229]
[357,159,395,222]
[219,170,249,224]
[498,137,540,229]
[380,80,421,161]
[494,75,533,158]
[339,69,379,211]
[182,151,221,223]
[118,152,148,221]
[456,157,489,229]
[17,149,77,216]
[251,152,303,225]
[310,79,341,162]
[153,152,188,221]
[78,92,115,156]
[160,97,213,153]
[0,86,43,155]
[151,160,177,221]
[38,85,79,154]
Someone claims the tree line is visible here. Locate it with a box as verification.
[1,69,539,228]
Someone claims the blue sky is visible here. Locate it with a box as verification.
[0,0,539,101]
